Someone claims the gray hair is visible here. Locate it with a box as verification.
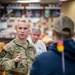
[30,26,41,33]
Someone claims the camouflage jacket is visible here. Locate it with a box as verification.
[0,38,36,75]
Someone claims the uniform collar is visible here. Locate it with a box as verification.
[14,38,34,48]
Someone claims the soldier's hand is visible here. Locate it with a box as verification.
[14,52,26,62]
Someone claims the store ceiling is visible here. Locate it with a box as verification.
[0,0,64,3]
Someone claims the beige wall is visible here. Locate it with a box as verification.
[61,1,75,22]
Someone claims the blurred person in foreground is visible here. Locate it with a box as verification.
[30,16,75,75]
[27,26,47,56]
[0,20,36,75]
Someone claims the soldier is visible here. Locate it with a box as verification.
[0,20,36,75]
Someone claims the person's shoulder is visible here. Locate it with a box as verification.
[37,40,46,48]
[38,40,45,44]
[27,40,36,53]
[27,40,35,48]
[3,39,15,50]
[34,52,49,63]
[36,49,55,59]
[36,51,49,58]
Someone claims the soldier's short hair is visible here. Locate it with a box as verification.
[15,20,30,29]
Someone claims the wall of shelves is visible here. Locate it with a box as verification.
[0,3,61,18]
[0,3,61,43]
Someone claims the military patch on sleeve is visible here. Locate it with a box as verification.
[0,49,7,58]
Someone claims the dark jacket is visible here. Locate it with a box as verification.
[30,39,75,75]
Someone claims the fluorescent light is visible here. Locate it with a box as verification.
[59,0,67,1]
[17,0,41,3]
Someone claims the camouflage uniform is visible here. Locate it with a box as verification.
[0,38,36,75]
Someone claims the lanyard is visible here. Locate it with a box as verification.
[57,13,65,75]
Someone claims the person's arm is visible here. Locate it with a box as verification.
[0,47,27,70]
[28,47,36,60]
[0,48,15,71]
[30,57,40,75]
[26,46,37,70]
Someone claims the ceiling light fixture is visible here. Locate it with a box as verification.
[17,0,41,3]
[59,0,67,1]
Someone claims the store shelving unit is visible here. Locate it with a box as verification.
[0,3,61,43]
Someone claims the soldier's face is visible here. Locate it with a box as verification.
[16,22,30,40]
[30,31,41,43]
